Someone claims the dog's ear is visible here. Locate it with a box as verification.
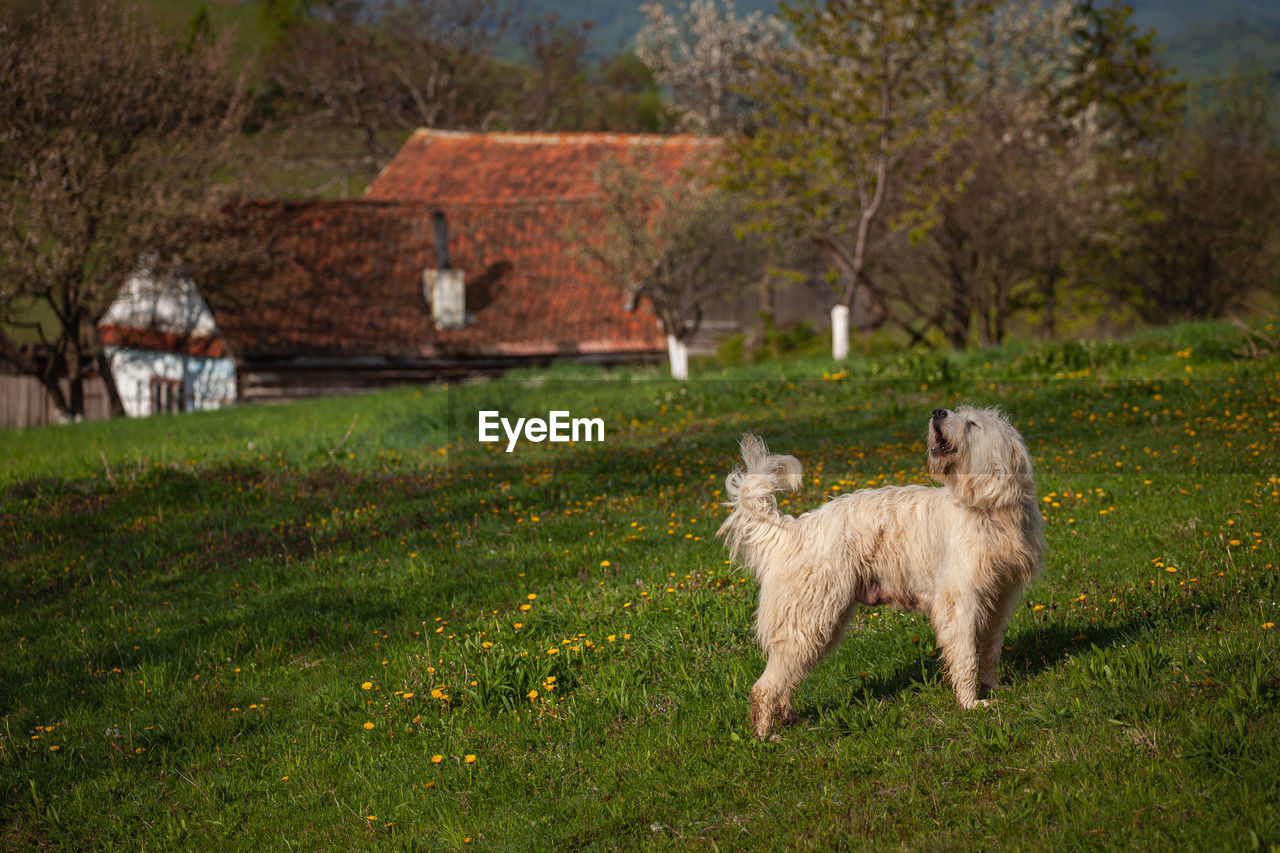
[952,420,1033,511]
[951,473,1015,511]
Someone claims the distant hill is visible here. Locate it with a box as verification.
[531,0,777,55]
[1129,0,1280,83]
[142,0,1280,92]
[539,0,1280,84]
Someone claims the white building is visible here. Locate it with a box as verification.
[98,274,237,417]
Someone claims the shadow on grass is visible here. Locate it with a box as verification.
[800,605,1210,726]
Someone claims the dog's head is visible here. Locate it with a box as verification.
[926,406,1034,511]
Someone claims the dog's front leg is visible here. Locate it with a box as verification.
[932,591,983,709]
[977,585,1022,696]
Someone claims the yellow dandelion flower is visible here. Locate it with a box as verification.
[547,648,558,655]
[363,722,375,730]
[520,604,532,611]
[1264,623,1275,630]
[527,690,539,700]
[361,682,372,690]
[431,754,443,764]
[431,688,444,699]
[403,692,415,699]
[527,593,537,600]
[464,754,476,764]
[601,560,611,567]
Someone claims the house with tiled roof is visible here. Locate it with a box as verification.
[364,129,720,204]
[99,273,237,416]
[200,131,733,398]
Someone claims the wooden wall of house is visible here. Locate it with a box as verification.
[0,375,111,429]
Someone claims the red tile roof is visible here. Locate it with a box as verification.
[98,324,229,359]
[365,130,721,204]
[208,200,663,363]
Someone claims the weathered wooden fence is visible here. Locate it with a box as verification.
[0,375,111,429]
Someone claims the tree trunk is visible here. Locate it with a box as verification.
[92,332,128,418]
[830,304,850,360]
[757,269,775,327]
[65,335,84,422]
[1037,264,1060,340]
[665,334,689,381]
[946,283,969,349]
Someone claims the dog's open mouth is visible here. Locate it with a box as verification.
[930,423,956,458]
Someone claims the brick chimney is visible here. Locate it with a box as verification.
[423,210,465,329]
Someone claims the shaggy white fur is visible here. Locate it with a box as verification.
[717,406,1045,740]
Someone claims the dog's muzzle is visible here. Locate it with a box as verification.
[930,410,955,458]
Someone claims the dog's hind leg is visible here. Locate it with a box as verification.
[749,639,820,740]
[750,654,795,741]
[751,602,855,739]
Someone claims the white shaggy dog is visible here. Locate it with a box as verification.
[717,406,1045,740]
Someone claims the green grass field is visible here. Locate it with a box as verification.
[2,320,1278,850]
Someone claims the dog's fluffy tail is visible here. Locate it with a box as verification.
[717,434,802,566]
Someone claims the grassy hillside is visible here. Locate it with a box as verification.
[2,319,1278,849]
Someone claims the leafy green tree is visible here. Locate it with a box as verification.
[0,2,251,420]
[1111,67,1278,321]
[725,0,983,359]
[578,151,763,380]
[726,0,1187,351]
[258,0,313,46]
[635,0,786,134]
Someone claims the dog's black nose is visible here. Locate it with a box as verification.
[932,409,947,420]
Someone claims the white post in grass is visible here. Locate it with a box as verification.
[831,303,850,361]
[666,334,689,381]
